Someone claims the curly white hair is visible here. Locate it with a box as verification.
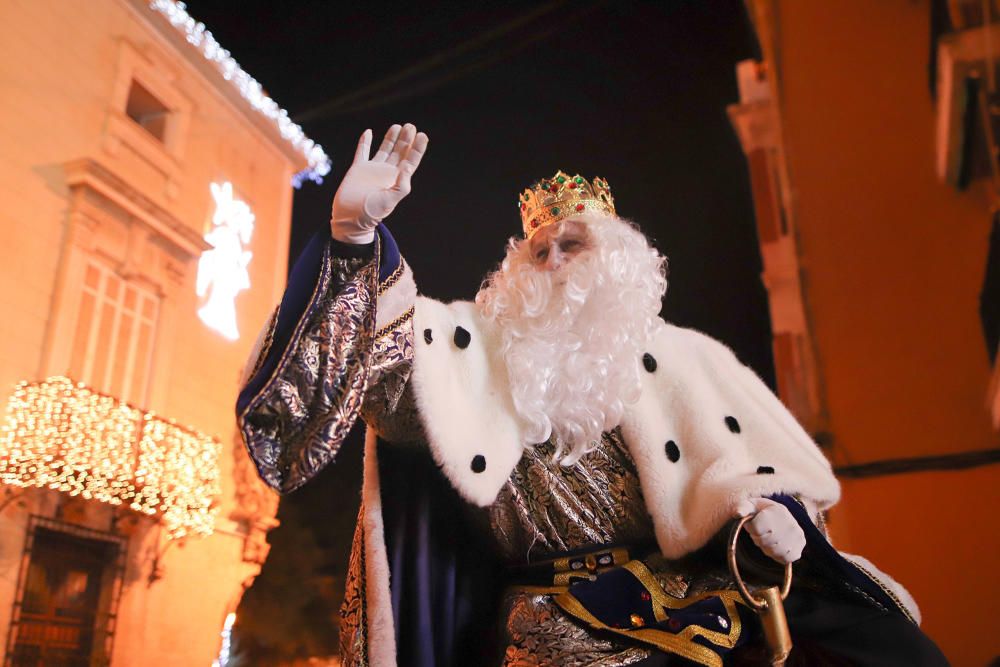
[476,213,668,464]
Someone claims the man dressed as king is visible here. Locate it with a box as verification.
[237,124,947,666]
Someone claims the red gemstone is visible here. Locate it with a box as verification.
[568,182,577,189]
[520,203,525,210]
[575,203,585,211]
[531,219,539,227]
[640,591,651,601]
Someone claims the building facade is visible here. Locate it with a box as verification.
[0,1,326,664]
[730,2,1000,665]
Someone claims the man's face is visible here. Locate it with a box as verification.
[527,219,593,272]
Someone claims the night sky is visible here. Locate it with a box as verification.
[184,2,766,662]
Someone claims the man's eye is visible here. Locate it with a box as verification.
[535,248,549,261]
[560,240,580,252]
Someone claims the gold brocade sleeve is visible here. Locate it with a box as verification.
[238,235,420,493]
[359,308,421,444]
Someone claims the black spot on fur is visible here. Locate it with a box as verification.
[454,326,471,349]
[757,466,775,475]
[665,440,680,463]
[725,416,741,433]
[471,455,486,473]
[642,353,657,373]
[423,328,433,344]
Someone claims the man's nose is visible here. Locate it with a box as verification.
[545,246,564,271]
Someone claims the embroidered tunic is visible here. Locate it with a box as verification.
[491,431,658,665]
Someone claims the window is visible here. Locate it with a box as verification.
[68,261,159,406]
[105,40,192,177]
[6,519,126,667]
[124,79,171,143]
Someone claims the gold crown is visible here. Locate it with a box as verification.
[518,170,615,238]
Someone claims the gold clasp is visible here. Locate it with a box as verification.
[728,513,793,667]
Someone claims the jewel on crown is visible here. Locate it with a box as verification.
[518,170,616,238]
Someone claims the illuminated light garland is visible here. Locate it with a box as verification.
[146,0,331,187]
[212,612,236,667]
[0,377,221,538]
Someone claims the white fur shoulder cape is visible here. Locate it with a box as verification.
[408,295,840,559]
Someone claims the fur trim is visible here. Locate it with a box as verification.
[408,298,840,556]
[410,297,525,506]
[621,324,840,558]
[840,552,922,625]
[362,430,396,666]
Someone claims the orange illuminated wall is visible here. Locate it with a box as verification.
[765,2,1000,665]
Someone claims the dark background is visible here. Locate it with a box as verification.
[186,1,766,662]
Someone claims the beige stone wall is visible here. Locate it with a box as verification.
[769,2,1000,664]
[0,0,296,664]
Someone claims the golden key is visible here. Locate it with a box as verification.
[728,513,794,667]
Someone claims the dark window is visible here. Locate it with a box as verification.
[125,80,170,142]
[7,521,125,667]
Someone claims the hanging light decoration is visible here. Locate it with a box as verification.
[0,377,220,538]
[212,612,236,667]
[197,181,254,341]
[146,0,332,187]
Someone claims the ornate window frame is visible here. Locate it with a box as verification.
[41,158,206,411]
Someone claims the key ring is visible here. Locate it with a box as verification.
[727,513,793,611]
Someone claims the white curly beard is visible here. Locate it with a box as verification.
[476,214,668,465]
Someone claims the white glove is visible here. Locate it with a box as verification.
[736,497,806,565]
[330,123,429,244]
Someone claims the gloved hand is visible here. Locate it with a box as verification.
[736,497,806,565]
[330,123,429,244]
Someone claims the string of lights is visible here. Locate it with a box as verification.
[0,377,220,538]
[146,0,331,187]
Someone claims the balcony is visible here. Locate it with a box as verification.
[0,377,220,538]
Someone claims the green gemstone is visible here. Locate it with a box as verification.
[551,207,560,215]
[557,176,566,184]
[575,176,584,184]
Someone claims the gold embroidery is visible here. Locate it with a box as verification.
[785,496,914,623]
[554,562,746,667]
[843,557,917,624]
[374,306,414,340]
[554,593,730,667]
[493,432,676,665]
[489,424,750,666]
[377,257,406,295]
[500,588,651,666]
[620,560,744,647]
[339,503,368,666]
[489,429,654,564]
[362,310,421,444]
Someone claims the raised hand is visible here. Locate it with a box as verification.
[330,123,429,244]
[736,497,807,565]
